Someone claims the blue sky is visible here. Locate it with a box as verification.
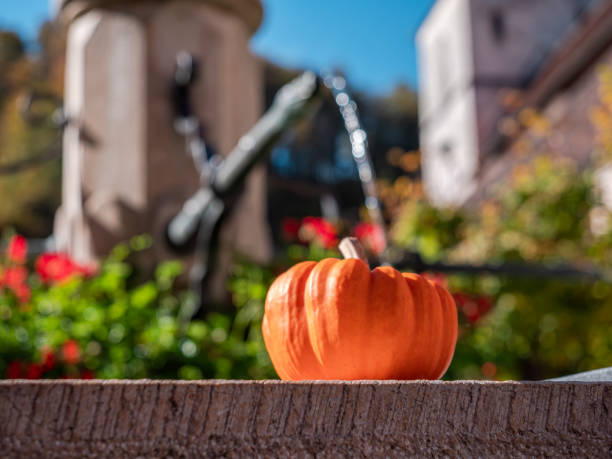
[0,0,434,94]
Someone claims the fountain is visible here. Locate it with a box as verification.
[324,74,389,262]
[54,0,270,300]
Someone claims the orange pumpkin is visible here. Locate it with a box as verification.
[262,238,458,380]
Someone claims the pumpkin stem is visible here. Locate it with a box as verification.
[338,237,369,268]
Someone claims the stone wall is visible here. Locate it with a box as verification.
[1,380,610,457]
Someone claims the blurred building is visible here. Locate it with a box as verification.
[417,0,611,206]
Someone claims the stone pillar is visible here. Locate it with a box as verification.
[54,0,271,296]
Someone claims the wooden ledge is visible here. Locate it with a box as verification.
[1,380,610,457]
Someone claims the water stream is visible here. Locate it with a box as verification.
[324,74,389,263]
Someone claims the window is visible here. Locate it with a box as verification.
[490,9,506,43]
[439,141,453,160]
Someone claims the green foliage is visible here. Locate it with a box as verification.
[0,24,66,237]
[392,200,464,261]
[0,30,24,65]
[0,238,272,379]
[392,156,612,380]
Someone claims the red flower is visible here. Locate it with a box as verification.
[6,361,24,379]
[1,266,27,288]
[481,361,498,379]
[0,266,30,303]
[77,261,98,278]
[62,339,81,365]
[453,292,480,323]
[35,253,95,284]
[26,363,43,379]
[299,217,338,249]
[354,222,386,255]
[453,292,494,324]
[281,218,301,241]
[476,296,493,315]
[80,369,95,379]
[6,235,27,264]
[40,347,56,371]
[13,284,31,303]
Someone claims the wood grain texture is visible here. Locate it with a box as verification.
[0,380,610,457]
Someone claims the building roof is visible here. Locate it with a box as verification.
[482,0,612,157]
[470,0,612,205]
[523,0,612,108]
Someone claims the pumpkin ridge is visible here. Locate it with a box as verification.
[402,273,437,379]
[304,258,341,370]
[424,278,445,379]
[368,266,414,379]
[431,284,458,378]
[286,261,321,379]
[262,270,290,379]
[263,261,320,380]
[306,258,371,379]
